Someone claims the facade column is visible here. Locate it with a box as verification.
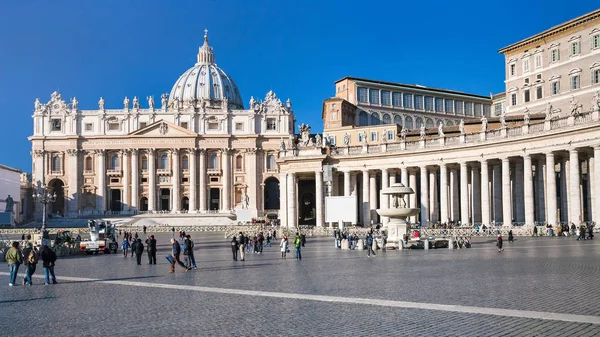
[460,162,469,225]
[287,173,296,229]
[362,170,371,226]
[536,159,546,223]
[172,149,180,212]
[439,163,448,224]
[248,150,258,212]
[569,149,581,225]
[546,153,558,226]
[420,166,429,226]
[279,173,288,228]
[147,149,156,212]
[493,164,502,222]
[560,159,569,222]
[96,150,106,211]
[502,158,512,225]
[315,170,324,227]
[480,159,490,226]
[343,170,351,196]
[429,169,438,223]
[122,149,130,211]
[189,149,197,212]
[66,149,79,217]
[594,146,600,222]
[586,157,593,222]
[409,169,417,223]
[369,173,377,224]
[450,168,459,222]
[198,150,206,212]
[515,160,524,222]
[351,172,358,225]
[222,150,231,211]
[131,149,139,211]
[472,166,481,224]
[523,154,535,226]
[381,168,390,224]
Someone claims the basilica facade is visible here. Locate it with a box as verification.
[30,10,600,229]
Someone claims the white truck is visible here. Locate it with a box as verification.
[79,220,118,254]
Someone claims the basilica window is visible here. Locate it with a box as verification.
[524,89,530,103]
[444,99,454,113]
[357,87,368,103]
[405,116,414,129]
[208,122,219,130]
[381,90,391,105]
[415,117,423,128]
[550,48,560,63]
[522,57,530,73]
[235,122,244,131]
[84,123,93,132]
[235,155,243,171]
[425,118,434,128]
[403,93,413,108]
[474,103,482,116]
[435,97,444,112]
[51,119,62,131]
[454,100,463,114]
[182,156,189,170]
[424,96,434,111]
[387,130,394,141]
[382,113,391,124]
[266,118,277,131]
[84,156,93,172]
[494,103,503,116]
[267,155,276,171]
[534,54,542,69]
[108,122,120,131]
[51,155,61,172]
[511,93,517,105]
[160,154,169,169]
[392,92,401,107]
[414,95,423,110]
[110,154,120,170]
[358,133,365,143]
[368,89,379,104]
[551,81,560,95]
[464,102,474,115]
[181,122,188,129]
[139,122,147,129]
[141,156,148,170]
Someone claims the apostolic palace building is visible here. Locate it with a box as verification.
[30,10,600,229]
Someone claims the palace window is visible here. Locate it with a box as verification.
[357,87,368,103]
[425,118,434,128]
[509,64,516,77]
[523,57,530,73]
[474,103,482,116]
[592,34,600,50]
[404,116,413,129]
[424,96,434,111]
[160,154,168,169]
[358,132,365,143]
[392,92,401,106]
[465,102,474,115]
[381,90,391,105]
[182,156,189,170]
[393,114,402,126]
[570,41,580,56]
[524,89,530,103]
[534,54,542,69]
[551,81,560,95]
[84,123,93,132]
[536,86,543,99]
[359,111,368,126]
[369,89,379,104]
[571,75,580,90]
[403,93,413,108]
[511,93,517,106]
[235,155,243,171]
[414,95,423,110]
[387,130,394,141]
[370,132,377,142]
[592,69,600,84]
[494,103,503,116]
[444,99,454,113]
[235,122,244,131]
[108,122,120,131]
[51,155,61,172]
[110,154,120,170]
[328,135,336,146]
[370,112,380,125]
[51,119,61,131]
[209,154,218,169]
[208,121,219,130]
[382,113,391,124]
[550,49,560,63]
[454,100,463,114]
[266,118,277,131]
[141,156,148,170]
[267,155,276,170]
[435,97,444,112]
[483,104,491,116]
[84,156,93,171]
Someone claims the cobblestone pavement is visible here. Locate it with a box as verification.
[1,232,600,336]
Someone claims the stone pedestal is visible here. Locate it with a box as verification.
[357,239,364,250]
[385,218,408,250]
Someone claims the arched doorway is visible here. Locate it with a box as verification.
[139,197,148,211]
[181,197,189,211]
[263,177,280,210]
[110,189,122,212]
[160,189,170,211]
[300,192,315,225]
[48,179,65,217]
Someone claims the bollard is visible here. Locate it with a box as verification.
[448,238,453,250]
[357,239,364,250]
[424,239,429,250]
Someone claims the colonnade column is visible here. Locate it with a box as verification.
[472,166,481,224]
[439,163,448,224]
[172,149,180,213]
[198,150,206,212]
[450,168,459,221]
[131,149,139,211]
[148,149,156,212]
[222,150,231,211]
[279,173,288,228]
[546,153,557,226]
[502,158,512,225]
[122,150,130,211]
[369,173,377,224]
[493,164,502,222]
[429,169,438,223]
[189,149,197,212]
[315,170,324,227]
[409,170,417,223]
[420,166,429,226]
[560,159,569,222]
[480,159,490,226]
[362,170,371,226]
[96,150,106,211]
[381,168,389,224]
[536,159,546,222]
[287,173,296,229]
[523,154,535,226]
[594,146,600,222]
[569,149,581,225]
[460,162,469,225]
[515,161,524,222]
[343,171,351,196]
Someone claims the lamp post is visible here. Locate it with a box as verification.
[32,184,57,231]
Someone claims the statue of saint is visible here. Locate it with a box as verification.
[400,127,408,141]
[161,93,168,109]
[381,130,388,143]
[437,122,444,137]
[98,97,105,110]
[593,91,600,112]
[123,96,130,109]
[133,96,140,109]
[242,194,249,209]
[147,96,155,109]
[4,195,14,212]
[459,119,465,134]
[500,114,507,128]
[286,98,292,109]
[34,98,41,111]
[343,133,350,146]
[280,138,286,151]
[523,108,530,125]
[419,124,426,140]
[71,97,78,110]
[315,134,322,147]
[481,116,488,132]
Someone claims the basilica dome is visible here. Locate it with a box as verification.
[169,30,244,109]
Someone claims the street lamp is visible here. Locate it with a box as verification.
[32,184,57,231]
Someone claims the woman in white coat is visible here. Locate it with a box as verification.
[280,236,288,259]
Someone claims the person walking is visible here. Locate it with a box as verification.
[508,230,514,243]
[122,237,130,257]
[366,233,376,257]
[182,235,193,271]
[300,233,306,247]
[145,235,157,265]
[496,235,504,252]
[134,238,144,265]
[5,241,22,286]
[231,237,239,261]
[22,242,38,286]
[40,245,57,285]
[280,235,288,259]
[294,233,302,260]
[237,232,246,261]
[169,238,187,273]
[186,235,197,269]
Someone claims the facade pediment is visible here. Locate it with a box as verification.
[129,120,197,137]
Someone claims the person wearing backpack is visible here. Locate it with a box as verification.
[22,242,38,286]
[5,241,23,286]
[366,233,375,257]
[121,238,130,257]
[41,245,57,285]
[293,233,302,260]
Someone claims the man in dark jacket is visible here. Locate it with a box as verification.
[40,245,57,284]
[170,238,187,273]
[366,233,376,257]
[145,235,157,265]
[231,237,239,261]
[183,235,193,270]
[22,242,38,286]
[133,238,144,265]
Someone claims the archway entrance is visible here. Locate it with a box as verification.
[181,197,189,211]
[110,189,122,212]
[48,179,65,217]
[263,177,280,210]
[160,189,170,211]
[297,179,316,226]
[139,197,148,211]
[209,188,220,211]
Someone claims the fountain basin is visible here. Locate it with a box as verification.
[376,208,419,218]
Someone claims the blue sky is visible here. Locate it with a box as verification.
[0,1,597,172]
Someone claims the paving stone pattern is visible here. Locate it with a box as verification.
[1,232,600,336]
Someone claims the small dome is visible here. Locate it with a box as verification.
[169,30,244,109]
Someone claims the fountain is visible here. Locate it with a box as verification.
[376,182,420,249]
